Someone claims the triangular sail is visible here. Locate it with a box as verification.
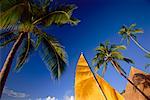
[75,54,124,100]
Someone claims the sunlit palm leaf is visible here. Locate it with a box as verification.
[111,45,126,51]
[96,44,106,53]
[15,33,34,71]
[118,25,127,35]
[56,4,77,16]
[93,41,133,76]
[0,2,25,31]
[40,11,80,26]
[118,24,143,45]
[132,29,143,34]
[40,33,67,79]
[111,51,124,60]
[129,23,136,30]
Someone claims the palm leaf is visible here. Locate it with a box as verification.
[145,54,150,58]
[40,33,67,79]
[123,58,134,64]
[111,45,126,51]
[15,33,34,71]
[132,29,143,34]
[0,0,24,12]
[0,32,18,47]
[33,4,80,26]
[102,62,107,77]
[56,4,77,16]
[129,23,136,30]
[40,11,80,26]
[96,44,106,53]
[111,51,124,60]
[94,60,104,72]
[118,25,127,35]
[0,2,25,31]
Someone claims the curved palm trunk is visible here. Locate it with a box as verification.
[129,35,150,54]
[111,60,150,100]
[0,33,24,98]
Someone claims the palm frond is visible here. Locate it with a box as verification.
[0,0,24,12]
[0,32,18,47]
[96,43,106,53]
[118,24,143,45]
[15,33,34,71]
[0,2,25,31]
[40,33,67,79]
[94,60,105,72]
[40,11,79,26]
[102,62,107,77]
[145,54,150,58]
[18,22,34,33]
[33,4,80,26]
[132,29,143,34]
[111,51,124,60]
[123,58,134,64]
[127,36,130,45]
[118,25,127,35]
[129,23,136,30]
[111,45,126,51]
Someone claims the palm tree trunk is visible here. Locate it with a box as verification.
[0,33,24,98]
[111,60,150,100]
[130,35,150,54]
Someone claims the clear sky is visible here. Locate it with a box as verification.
[1,0,150,100]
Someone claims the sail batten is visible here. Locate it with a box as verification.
[75,54,124,100]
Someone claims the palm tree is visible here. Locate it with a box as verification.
[0,0,80,97]
[92,41,150,100]
[118,23,150,54]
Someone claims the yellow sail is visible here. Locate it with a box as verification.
[75,54,124,100]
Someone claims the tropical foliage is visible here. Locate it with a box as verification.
[0,0,79,97]
[93,41,149,99]
[92,41,133,76]
[118,23,150,54]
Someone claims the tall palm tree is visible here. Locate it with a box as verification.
[92,41,150,100]
[118,23,150,54]
[0,0,80,97]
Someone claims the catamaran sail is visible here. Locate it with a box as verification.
[75,54,124,100]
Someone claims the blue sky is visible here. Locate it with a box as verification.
[1,0,150,99]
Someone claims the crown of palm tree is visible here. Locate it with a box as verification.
[118,24,143,44]
[92,41,134,76]
[0,0,80,79]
